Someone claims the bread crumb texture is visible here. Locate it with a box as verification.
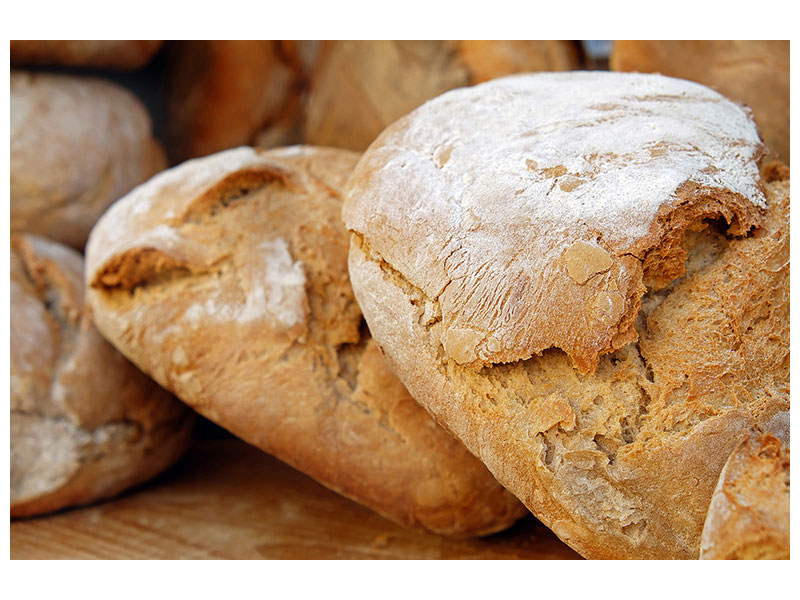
[344,72,788,558]
[10,234,192,518]
[85,146,525,538]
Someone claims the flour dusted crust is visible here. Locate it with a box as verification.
[10,234,193,518]
[11,72,166,249]
[10,40,163,70]
[344,72,767,374]
[85,146,524,537]
[344,72,788,558]
[700,430,789,559]
[304,41,579,151]
[611,40,790,164]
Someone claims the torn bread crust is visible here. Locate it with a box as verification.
[347,173,788,559]
[343,72,768,374]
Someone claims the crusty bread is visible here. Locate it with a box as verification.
[10,71,166,249]
[303,40,580,151]
[165,41,316,163]
[84,145,525,537]
[700,430,789,559]
[10,234,193,518]
[10,40,163,70]
[610,40,790,164]
[343,72,789,558]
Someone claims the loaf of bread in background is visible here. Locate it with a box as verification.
[610,40,789,164]
[344,72,789,558]
[10,40,163,70]
[303,40,580,151]
[11,233,194,518]
[165,40,316,163]
[700,430,789,559]
[11,71,166,249]
[84,145,526,537]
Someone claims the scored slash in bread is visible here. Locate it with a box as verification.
[343,72,789,558]
[85,145,526,538]
[10,234,193,518]
[700,430,790,559]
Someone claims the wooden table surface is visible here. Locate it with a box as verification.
[10,438,580,560]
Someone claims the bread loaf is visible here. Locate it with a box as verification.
[10,40,163,70]
[304,40,580,151]
[610,40,789,164]
[11,234,194,518]
[10,71,166,249]
[84,145,525,537]
[343,72,789,558]
[165,41,315,163]
[700,430,789,559]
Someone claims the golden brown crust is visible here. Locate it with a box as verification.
[611,40,790,164]
[165,41,314,163]
[85,145,525,537]
[10,71,166,249]
[10,40,163,70]
[700,431,789,559]
[303,40,580,151]
[346,96,789,560]
[344,73,768,375]
[10,234,193,518]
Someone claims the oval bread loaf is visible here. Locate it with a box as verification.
[11,71,166,249]
[85,145,526,537]
[343,72,789,558]
[11,233,194,518]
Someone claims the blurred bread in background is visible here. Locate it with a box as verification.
[10,71,166,249]
[610,40,789,163]
[303,40,581,151]
[11,40,163,70]
[165,40,317,163]
[10,233,194,518]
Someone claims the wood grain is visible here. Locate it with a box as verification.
[10,439,580,559]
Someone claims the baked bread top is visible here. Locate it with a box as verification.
[700,430,789,559]
[11,71,165,248]
[85,145,525,537]
[344,72,767,374]
[10,233,193,517]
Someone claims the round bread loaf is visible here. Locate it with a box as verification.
[304,40,580,151]
[84,145,525,537]
[10,40,163,70]
[11,234,194,518]
[343,72,789,558]
[11,71,166,249]
[611,40,790,164]
[700,430,789,559]
[165,40,315,163]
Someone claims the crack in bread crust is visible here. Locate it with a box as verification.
[346,175,789,559]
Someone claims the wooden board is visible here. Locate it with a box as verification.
[10,438,581,559]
